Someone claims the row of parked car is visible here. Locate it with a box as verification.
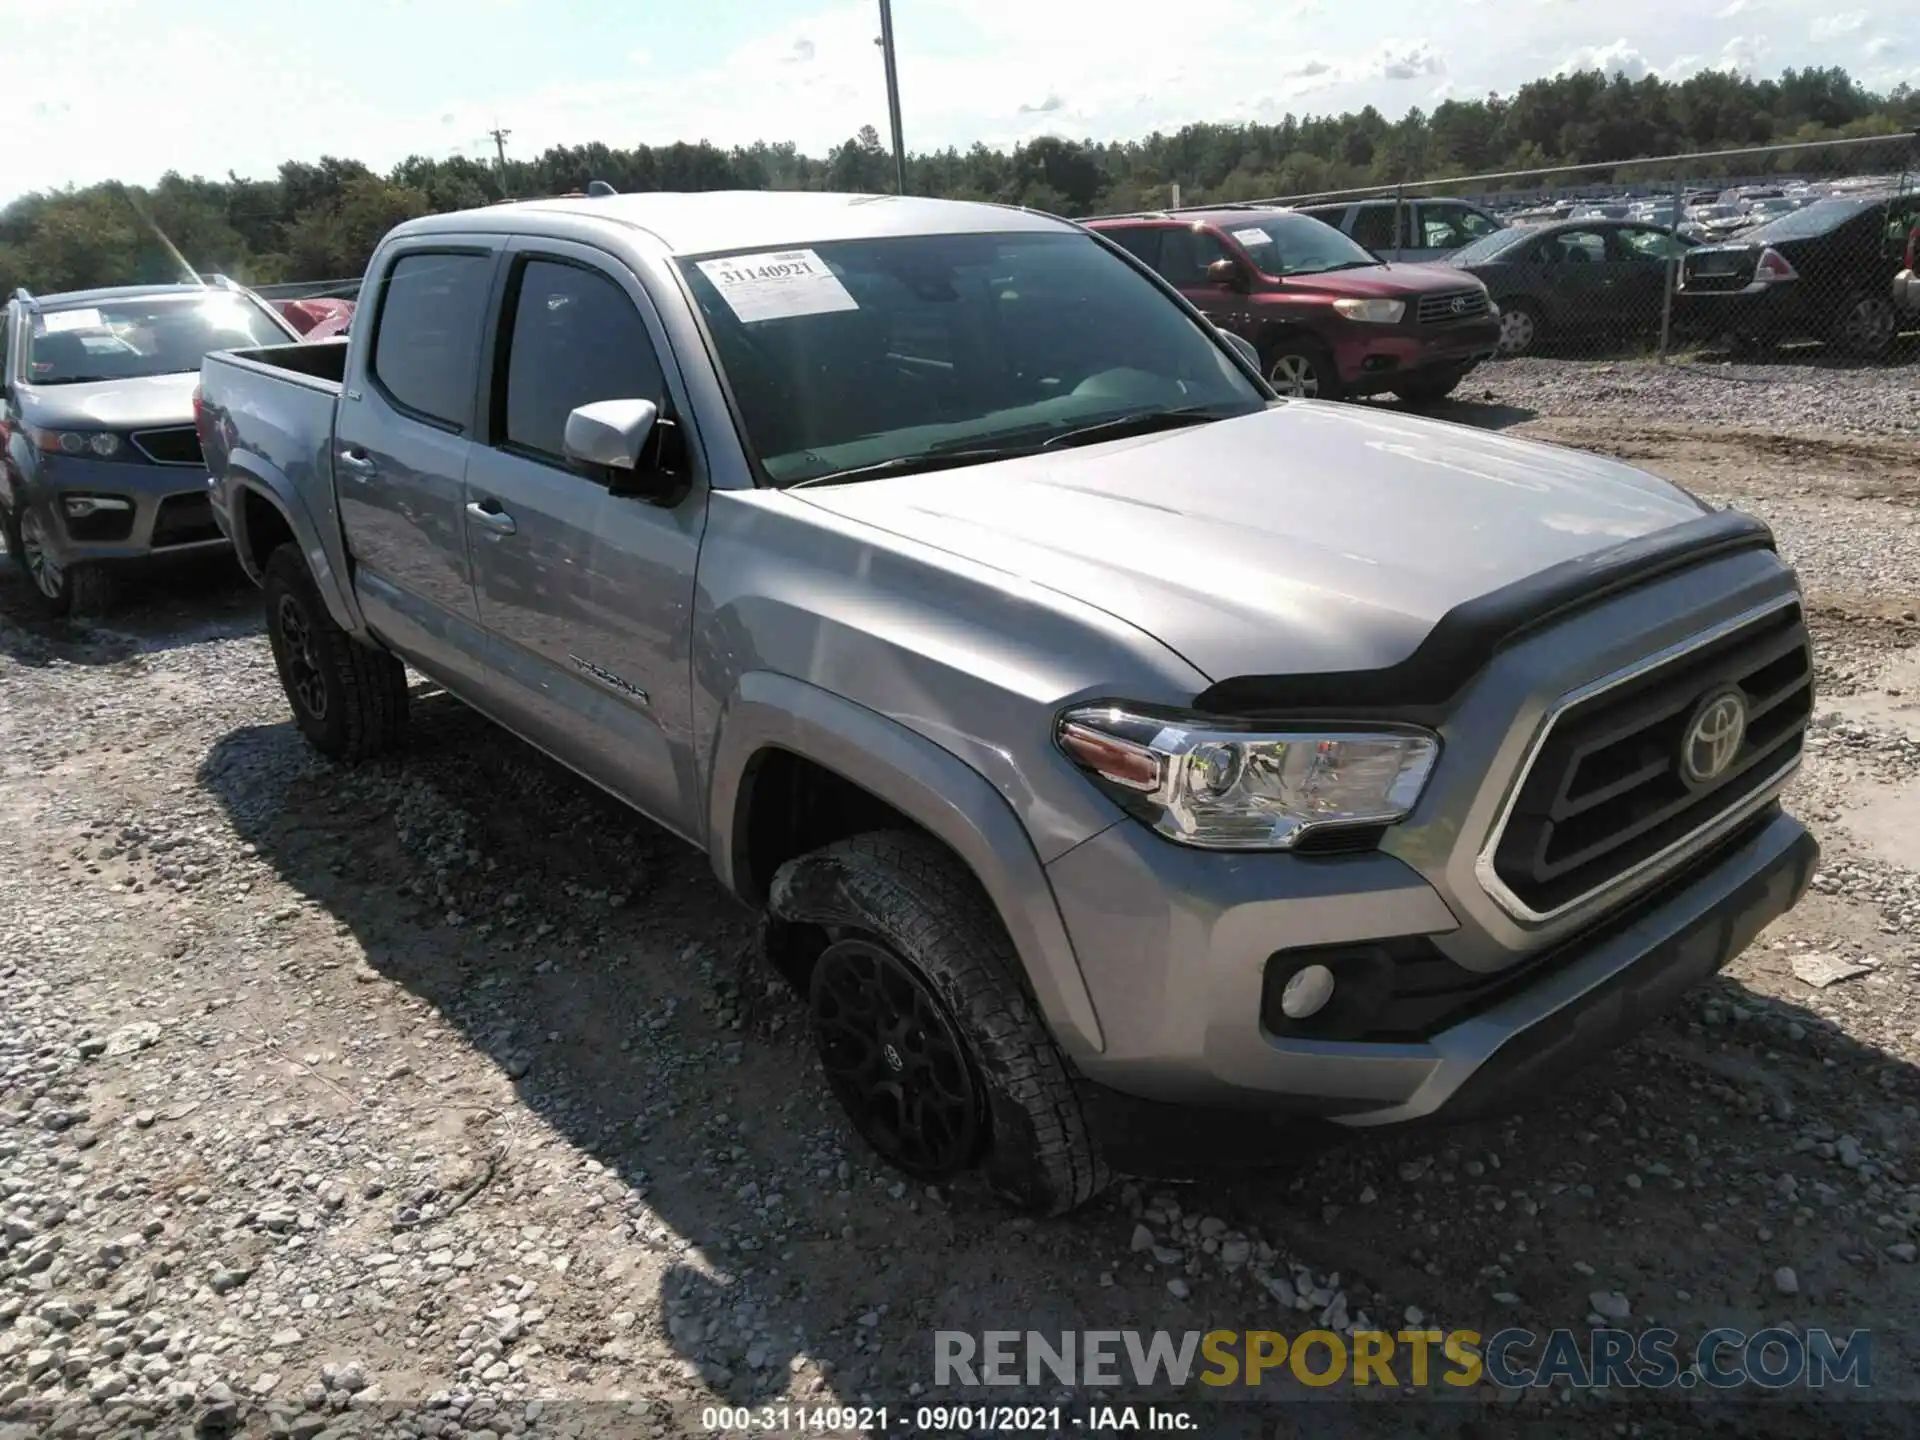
[0,186,1833,1211]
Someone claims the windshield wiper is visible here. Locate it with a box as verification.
[1039,404,1236,451]
[783,444,1047,489]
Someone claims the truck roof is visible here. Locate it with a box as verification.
[387,189,1073,257]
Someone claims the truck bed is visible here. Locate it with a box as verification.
[215,338,349,390]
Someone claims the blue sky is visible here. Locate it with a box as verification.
[0,0,1909,202]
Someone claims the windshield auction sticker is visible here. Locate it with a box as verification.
[696,248,859,324]
[37,307,103,334]
[1229,227,1271,246]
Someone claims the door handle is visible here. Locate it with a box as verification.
[336,447,377,477]
[465,499,516,536]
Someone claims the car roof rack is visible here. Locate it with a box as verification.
[12,286,37,312]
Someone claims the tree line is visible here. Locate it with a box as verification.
[2,64,1914,296]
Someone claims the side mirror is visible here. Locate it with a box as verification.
[1218,329,1260,371]
[1206,258,1247,291]
[563,398,684,504]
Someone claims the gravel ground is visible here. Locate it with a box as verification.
[1471,353,1920,441]
[4,360,1920,1439]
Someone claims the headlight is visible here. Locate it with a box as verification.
[1056,704,1440,850]
[29,427,126,459]
[1331,297,1406,324]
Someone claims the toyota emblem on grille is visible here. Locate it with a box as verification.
[1681,688,1748,787]
[1450,295,1470,314]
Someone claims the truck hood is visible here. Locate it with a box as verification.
[792,401,1710,684]
[20,372,199,432]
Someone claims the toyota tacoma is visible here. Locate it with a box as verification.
[197,191,1819,1214]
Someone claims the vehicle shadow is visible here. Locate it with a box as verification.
[0,552,260,668]
[195,684,1920,1419]
[1372,394,1539,431]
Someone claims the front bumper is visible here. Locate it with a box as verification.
[1048,805,1814,1130]
[17,453,230,566]
[1328,314,1502,392]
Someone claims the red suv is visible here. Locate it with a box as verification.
[1086,209,1501,404]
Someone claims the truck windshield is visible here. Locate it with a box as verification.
[26,294,289,385]
[677,230,1267,486]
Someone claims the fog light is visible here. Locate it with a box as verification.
[1279,964,1336,1020]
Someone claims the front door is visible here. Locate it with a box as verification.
[333,243,500,679]
[461,243,707,837]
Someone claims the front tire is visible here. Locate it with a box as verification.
[769,830,1109,1215]
[1263,337,1341,400]
[262,543,408,760]
[2,504,114,619]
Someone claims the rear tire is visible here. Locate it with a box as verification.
[1495,299,1542,356]
[3,504,114,619]
[769,830,1110,1216]
[262,543,408,760]
[1262,337,1342,400]
[1832,293,1898,358]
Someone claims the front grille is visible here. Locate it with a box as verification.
[1488,601,1812,919]
[151,492,221,549]
[1417,289,1491,325]
[130,426,205,467]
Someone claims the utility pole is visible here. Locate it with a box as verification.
[874,1,907,195]
[487,126,512,196]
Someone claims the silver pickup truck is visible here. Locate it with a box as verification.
[197,191,1819,1214]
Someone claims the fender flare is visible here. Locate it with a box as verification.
[706,670,1106,1062]
[225,456,368,637]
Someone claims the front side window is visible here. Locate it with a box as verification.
[370,251,494,427]
[24,293,289,386]
[1543,229,1609,265]
[499,259,664,462]
[1155,227,1233,287]
[1615,227,1685,261]
[678,230,1266,487]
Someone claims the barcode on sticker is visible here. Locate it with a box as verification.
[695,248,859,324]
[1230,227,1271,246]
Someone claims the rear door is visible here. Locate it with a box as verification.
[334,242,501,679]
[460,240,707,835]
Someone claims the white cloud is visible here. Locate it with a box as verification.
[1714,0,1746,13]
[1557,39,1654,79]
[1715,34,1768,72]
[1374,41,1446,80]
[1864,35,1897,55]
[1810,10,1867,37]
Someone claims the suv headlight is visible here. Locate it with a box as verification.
[1331,297,1406,324]
[28,426,128,460]
[1056,704,1439,850]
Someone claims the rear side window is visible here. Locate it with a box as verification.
[370,251,493,428]
[500,259,664,462]
[1349,206,1399,251]
[1100,227,1162,268]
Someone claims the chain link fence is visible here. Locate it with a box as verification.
[1131,132,1919,368]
